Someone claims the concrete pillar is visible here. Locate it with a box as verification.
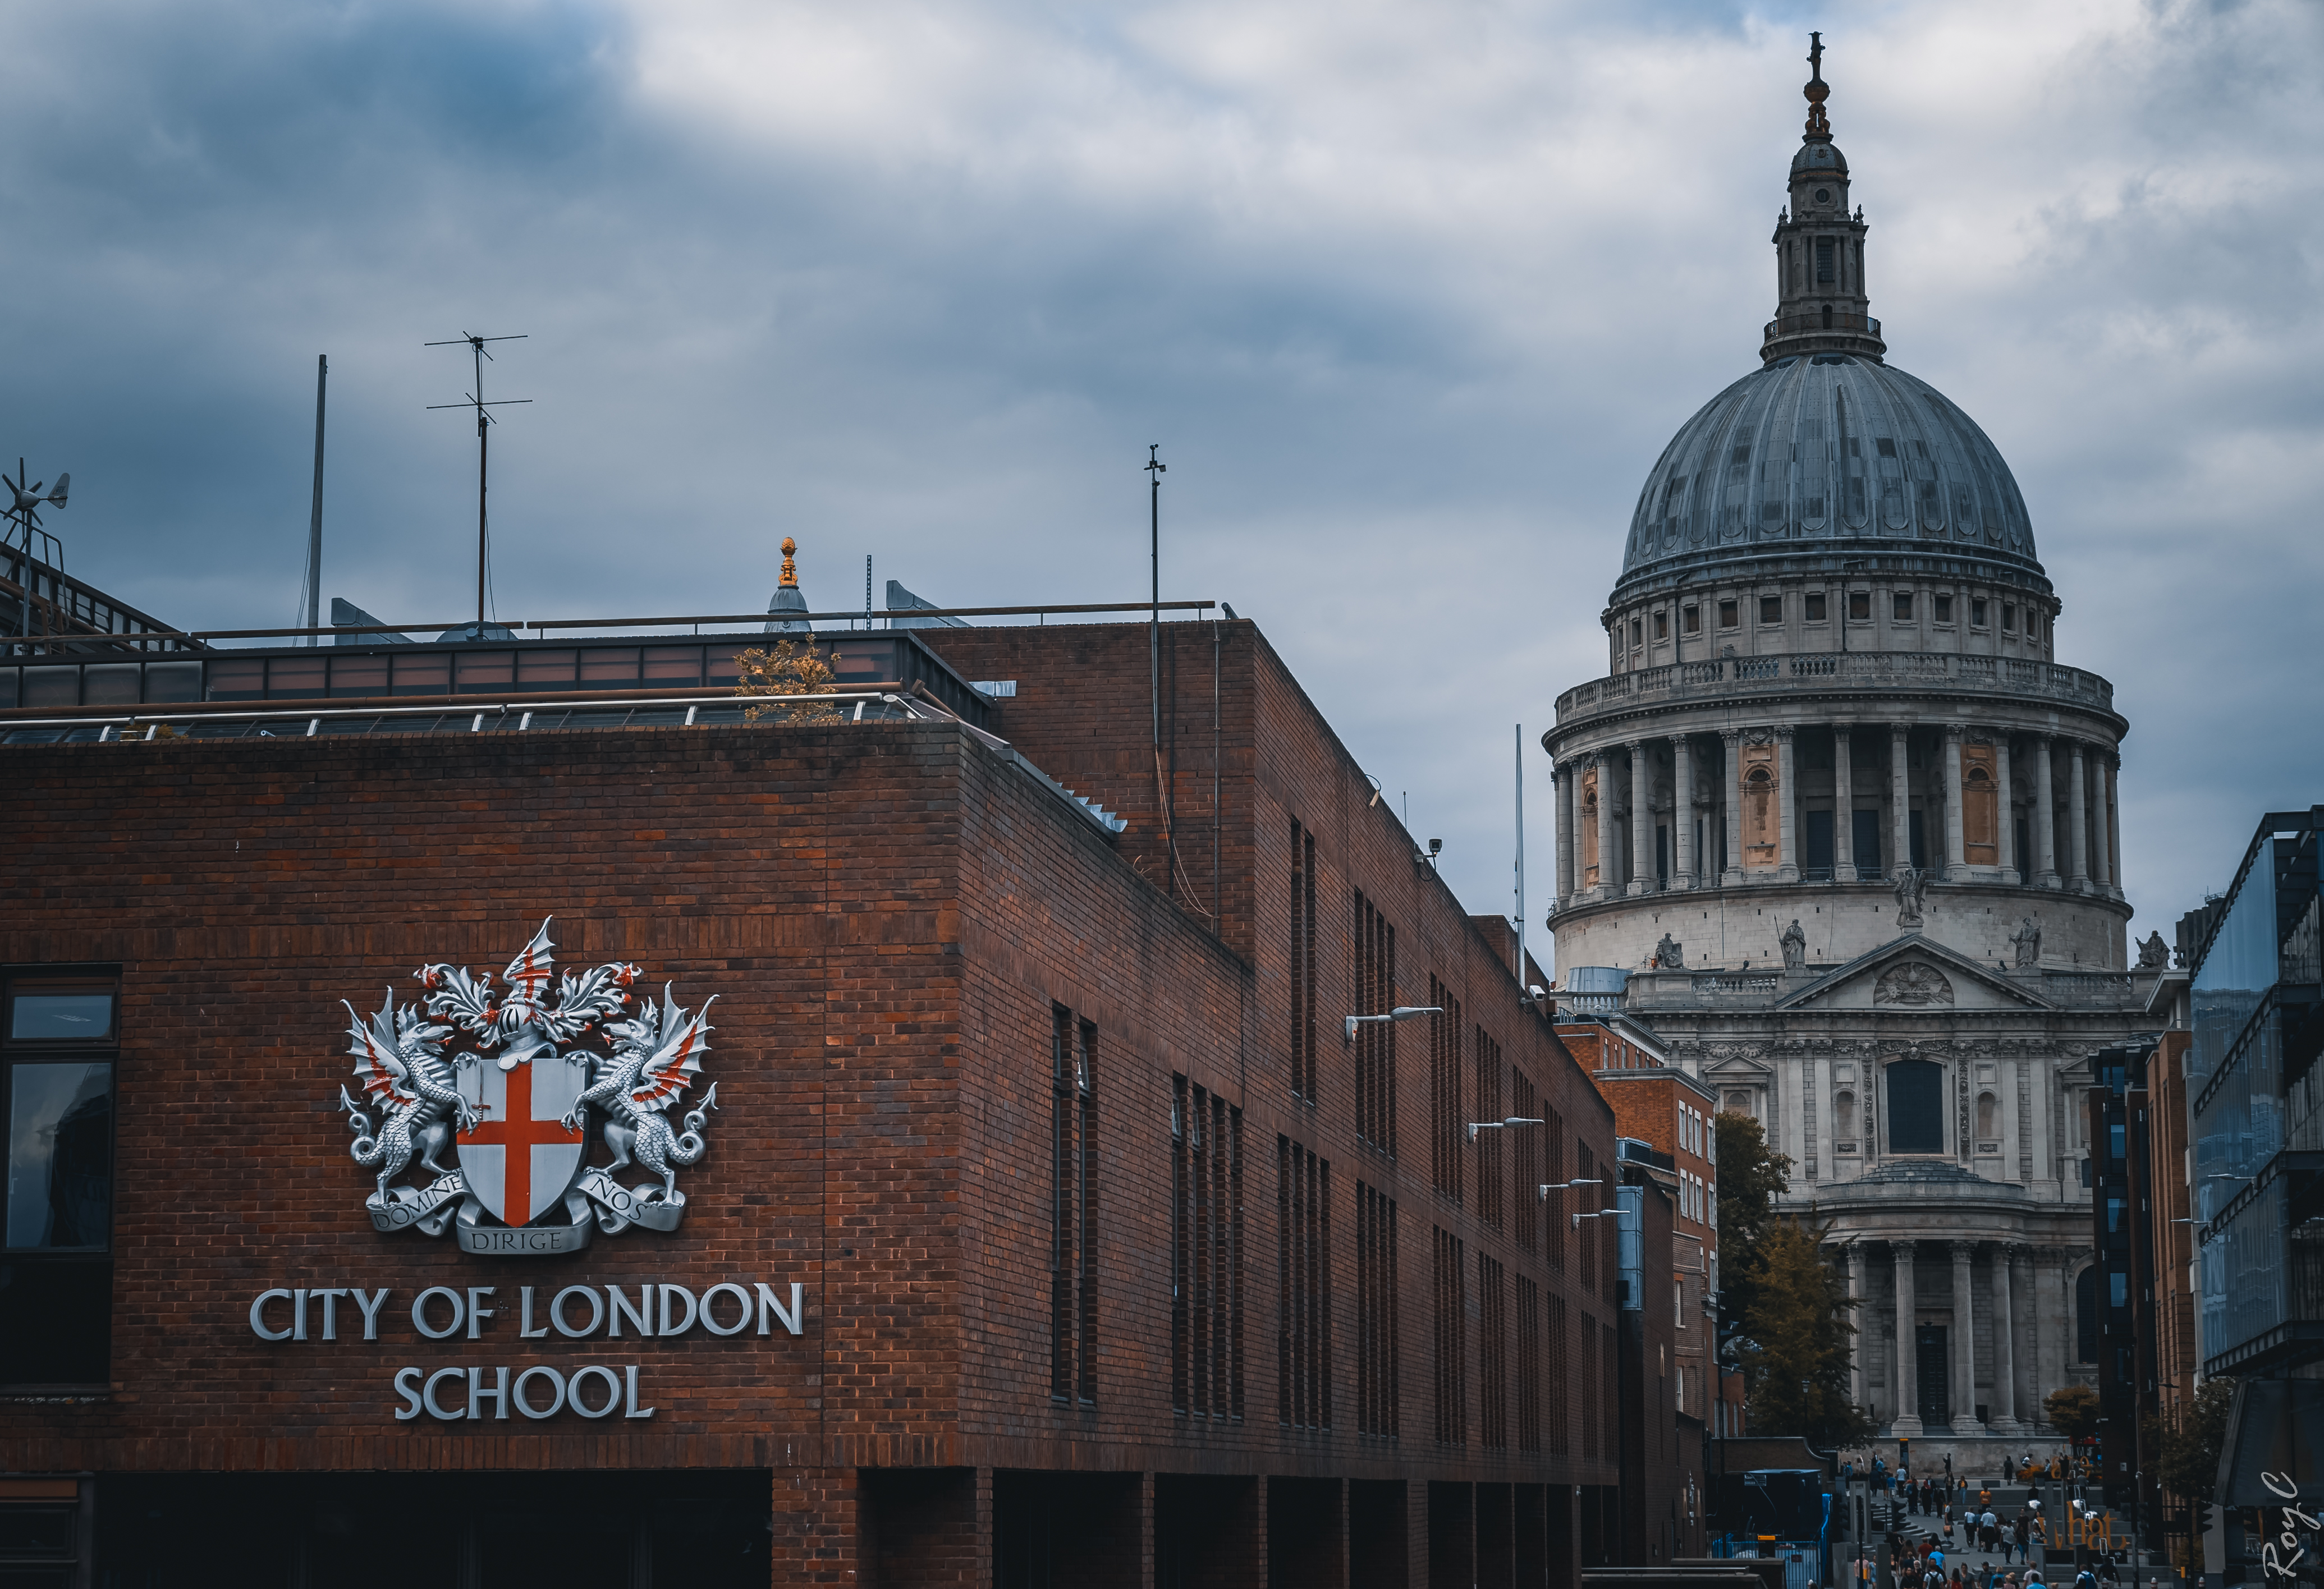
[2034,736,2059,887]
[1997,735,2016,884]
[2009,1246,2036,1429]
[1721,731,1744,888]
[1841,1242,1865,1414]
[1776,727,1800,883]
[2106,755,2124,899]
[1672,736,1695,889]
[1992,1246,2021,1433]
[1556,763,1575,907]
[1595,751,1619,898]
[1833,726,1855,881]
[1628,739,1653,895]
[1950,1241,1981,1433]
[1889,725,1911,881]
[1892,1242,1922,1437]
[2068,742,2091,890]
[2089,746,2112,892]
[1942,724,1967,881]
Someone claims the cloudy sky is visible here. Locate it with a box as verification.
[4,0,2318,959]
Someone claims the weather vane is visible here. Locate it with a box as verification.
[427,333,531,633]
[3,458,70,647]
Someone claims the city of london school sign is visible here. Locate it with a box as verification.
[245,920,803,1423]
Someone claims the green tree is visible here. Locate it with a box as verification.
[1715,1109,1793,1348]
[1740,1218,1874,1449]
[2147,1376,2235,1507]
[2046,1383,2101,1444]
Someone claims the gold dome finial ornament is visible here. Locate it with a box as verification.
[780,536,799,589]
[1803,31,1831,140]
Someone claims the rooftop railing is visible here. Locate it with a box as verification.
[1554,649,2115,727]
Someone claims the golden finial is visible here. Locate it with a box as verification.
[1803,32,1832,140]
[780,536,799,589]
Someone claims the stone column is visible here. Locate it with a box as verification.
[2010,1246,2037,1425]
[2034,736,2059,888]
[2105,754,2123,898]
[1628,739,1653,894]
[1595,750,1620,898]
[1892,1242,1923,1436]
[1555,762,1575,906]
[1950,1241,1981,1432]
[2089,746,2112,893]
[1991,1244,2020,1432]
[1942,724,1967,881]
[1776,727,1800,883]
[1890,725,1911,880]
[1841,1242,1865,1414]
[1833,725,1856,881]
[1672,736,1695,888]
[2067,742,2091,891]
[1722,731,1744,887]
[1997,735,2017,884]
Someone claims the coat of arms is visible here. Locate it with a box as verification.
[333,919,717,1254]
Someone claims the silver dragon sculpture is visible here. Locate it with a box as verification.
[567,984,719,1201]
[337,992,480,1205]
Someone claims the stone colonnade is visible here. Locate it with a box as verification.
[1551,726,2122,906]
[1831,1238,2069,1437]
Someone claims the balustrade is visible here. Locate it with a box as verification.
[1556,649,2114,724]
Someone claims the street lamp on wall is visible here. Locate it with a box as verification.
[1343,1005,1441,1044]
[1468,1115,1546,1143]
[1539,1178,1602,1201]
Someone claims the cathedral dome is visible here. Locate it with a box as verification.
[1615,353,2042,594]
[1791,140,1846,177]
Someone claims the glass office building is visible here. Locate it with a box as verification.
[2189,807,2324,1377]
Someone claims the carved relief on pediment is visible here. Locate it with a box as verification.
[1874,962,1955,1007]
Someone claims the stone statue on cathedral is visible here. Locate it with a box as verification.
[1651,932,1685,970]
[2009,916,2043,968]
[1779,919,1808,970]
[1891,866,1928,929]
[2138,930,2170,969]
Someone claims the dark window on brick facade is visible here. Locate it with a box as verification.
[1050,1008,1096,1404]
[1277,1137,1329,1431]
[1428,984,1463,1203]
[1172,1076,1243,1421]
[1580,1312,1599,1458]
[1512,1071,1538,1257]
[1575,1143,1598,1297]
[1478,1254,1507,1451]
[1356,1181,1399,1438]
[1432,1226,1466,1446]
[1290,821,1317,1103]
[1544,1107,1566,1271]
[1547,1293,1570,1456]
[1,971,117,1388]
[1473,1028,1502,1232]
[1516,1276,1542,1454]
[1353,894,1397,1155]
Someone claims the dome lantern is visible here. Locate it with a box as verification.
[1763,33,1886,366]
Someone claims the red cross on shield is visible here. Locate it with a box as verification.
[457,1048,588,1227]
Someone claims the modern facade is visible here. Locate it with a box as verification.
[1542,42,2171,1462]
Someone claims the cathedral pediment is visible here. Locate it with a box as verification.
[1773,935,2053,1012]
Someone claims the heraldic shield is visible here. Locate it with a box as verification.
[334,917,718,1255]
[456,1044,589,1227]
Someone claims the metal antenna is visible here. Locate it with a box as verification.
[3,455,70,649]
[426,333,530,630]
[305,355,327,646]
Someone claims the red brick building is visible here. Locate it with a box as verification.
[1,613,1625,1587]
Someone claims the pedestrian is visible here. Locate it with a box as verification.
[1983,1508,1999,1552]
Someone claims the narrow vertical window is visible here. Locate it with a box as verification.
[1516,1275,1541,1454]
[1050,1009,1096,1403]
[1432,1227,1467,1445]
[1545,1109,1567,1271]
[1512,1071,1539,1258]
[1356,1181,1400,1438]
[1277,1137,1330,1430]
[1428,985,1464,1202]
[1174,1077,1243,1420]
[1548,1294,1570,1456]
[1474,1028,1503,1230]
[1479,1254,1508,1450]
[1353,894,1398,1155]
[1576,1145,1598,1296]
[1290,821,1318,1101]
